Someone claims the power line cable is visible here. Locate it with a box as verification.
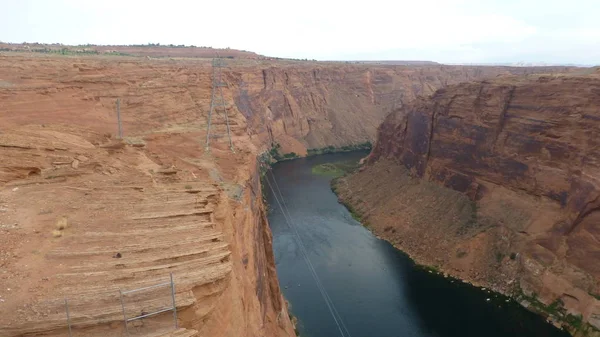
[265,169,352,337]
[269,169,353,337]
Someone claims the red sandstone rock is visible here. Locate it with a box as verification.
[0,49,583,336]
[341,72,600,333]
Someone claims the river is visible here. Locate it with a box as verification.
[265,152,569,337]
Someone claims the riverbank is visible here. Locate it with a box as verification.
[266,142,372,164]
[332,160,600,337]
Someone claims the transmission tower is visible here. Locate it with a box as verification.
[205,58,234,152]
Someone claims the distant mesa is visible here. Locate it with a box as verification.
[347,60,440,66]
[0,42,262,59]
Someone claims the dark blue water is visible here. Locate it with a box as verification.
[266,152,569,337]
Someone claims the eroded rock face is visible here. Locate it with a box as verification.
[0,126,295,337]
[371,76,600,210]
[370,76,600,246]
[227,64,574,153]
[0,54,571,157]
[0,52,581,336]
[338,73,600,332]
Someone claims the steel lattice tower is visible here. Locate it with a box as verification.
[205,58,233,151]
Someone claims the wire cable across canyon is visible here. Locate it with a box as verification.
[265,168,353,337]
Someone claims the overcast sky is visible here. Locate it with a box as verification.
[1,0,598,64]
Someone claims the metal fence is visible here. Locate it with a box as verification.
[119,273,178,336]
[64,273,177,336]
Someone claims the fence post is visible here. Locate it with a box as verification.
[119,289,129,336]
[170,273,178,329]
[116,98,123,139]
[64,298,72,337]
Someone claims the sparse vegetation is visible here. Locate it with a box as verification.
[52,216,69,238]
[269,143,283,160]
[284,300,302,336]
[513,285,598,334]
[55,217,68,230]
[283,152,298,159]
[266,141,370,163]
[268,143,299,162]
[564,313,584,330]
[588,292,600,301]
[331,180,365,223]
[0,42,240,57]
[311,163,345,177]
[312,161,359,178]
[307,141,372,156]
[0,46,132,57]
[547,298,565,314]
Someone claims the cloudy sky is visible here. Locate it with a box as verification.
[2,0,598,64]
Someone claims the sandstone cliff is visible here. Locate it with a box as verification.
[0,53,571,155]
[0,127,294,337]
[0,54,293,337]
[0,51,577,336]
[335,72,600,334]
[228,63,573,154]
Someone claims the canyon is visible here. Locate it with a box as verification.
[0,48,582,336]
[334,70,600,335]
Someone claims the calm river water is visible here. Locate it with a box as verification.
[266,152,568,337]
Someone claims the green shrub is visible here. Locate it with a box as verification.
[564,314,583,330]
[307,141,372,156]
[269,143,283,161]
